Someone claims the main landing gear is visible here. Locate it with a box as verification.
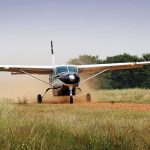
[37,86,91,104]
[37,94,42,103]
[86,93,91,102]
[37,88,51,103]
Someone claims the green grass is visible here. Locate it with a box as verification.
[0,101,149,150]
[94,88,150,103]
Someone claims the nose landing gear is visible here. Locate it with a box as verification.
[69,86,74,104]
[37,88,52,103]
[69,95,73,104]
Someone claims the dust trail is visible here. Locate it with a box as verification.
[0,75,74,103]
[0,74,49,102]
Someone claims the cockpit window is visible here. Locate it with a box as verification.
[56,66,68,74]
[68,66,78,73]
[55,66,78,75]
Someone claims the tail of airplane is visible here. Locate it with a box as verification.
[51,41,55,65]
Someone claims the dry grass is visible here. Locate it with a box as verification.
[94,88,150,103]
[0,101,150,150]
[17,96,28,105]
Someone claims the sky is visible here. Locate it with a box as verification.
[0,0,150,66]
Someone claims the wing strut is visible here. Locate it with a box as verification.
[80,68,110,84]
[19,69,53,86]
[74,68,110,98]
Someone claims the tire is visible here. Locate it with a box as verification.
[37,94,42,103]
[86,93,91,102]
[69,96,73,104]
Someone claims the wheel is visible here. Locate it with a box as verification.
[86,93,91,102]
[37,94,42,103]
[69,96,73,104]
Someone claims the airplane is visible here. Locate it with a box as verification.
[0,41,150,104]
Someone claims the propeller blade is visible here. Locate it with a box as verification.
[51,41,54,54]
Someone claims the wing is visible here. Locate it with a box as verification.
[0,65,54,74]
[77,61,150,73]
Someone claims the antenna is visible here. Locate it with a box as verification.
[51,41,55,65]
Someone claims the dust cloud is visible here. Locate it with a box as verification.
[75,74,99,102]
[0,74,50,102]
[0,73,98,103]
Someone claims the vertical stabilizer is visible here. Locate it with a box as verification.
[51,41,55,65]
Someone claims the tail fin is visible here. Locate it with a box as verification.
[51,41,55,65]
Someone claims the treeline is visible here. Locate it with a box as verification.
[68,53,150,89]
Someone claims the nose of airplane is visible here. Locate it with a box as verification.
[59,73,80,85]
[69,74,75,82]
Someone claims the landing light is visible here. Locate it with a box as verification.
[69,75,75,82]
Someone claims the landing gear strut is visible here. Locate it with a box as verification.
[69,96,73,104]
[69,86,74,104]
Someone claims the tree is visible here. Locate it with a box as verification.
[141,53,150,88]
[68,55,101,65]
[104,53,143,89]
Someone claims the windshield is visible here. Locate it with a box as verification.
[56,66,68,74]
[55,66,78,75]
[68,66,78,73]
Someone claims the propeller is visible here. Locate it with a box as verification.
[51,41,55,65]
[51,41,54,54]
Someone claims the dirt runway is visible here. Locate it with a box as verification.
[75,102,150,112]
[39,99,150,112]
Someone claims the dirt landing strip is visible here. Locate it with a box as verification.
[75,102,150,112]
[42,99,150,112]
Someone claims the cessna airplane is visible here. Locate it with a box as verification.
[0,41,150,104]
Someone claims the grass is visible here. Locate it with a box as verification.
[0,100,150,150]
[94,88,150,103]
[17,96,28,105]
